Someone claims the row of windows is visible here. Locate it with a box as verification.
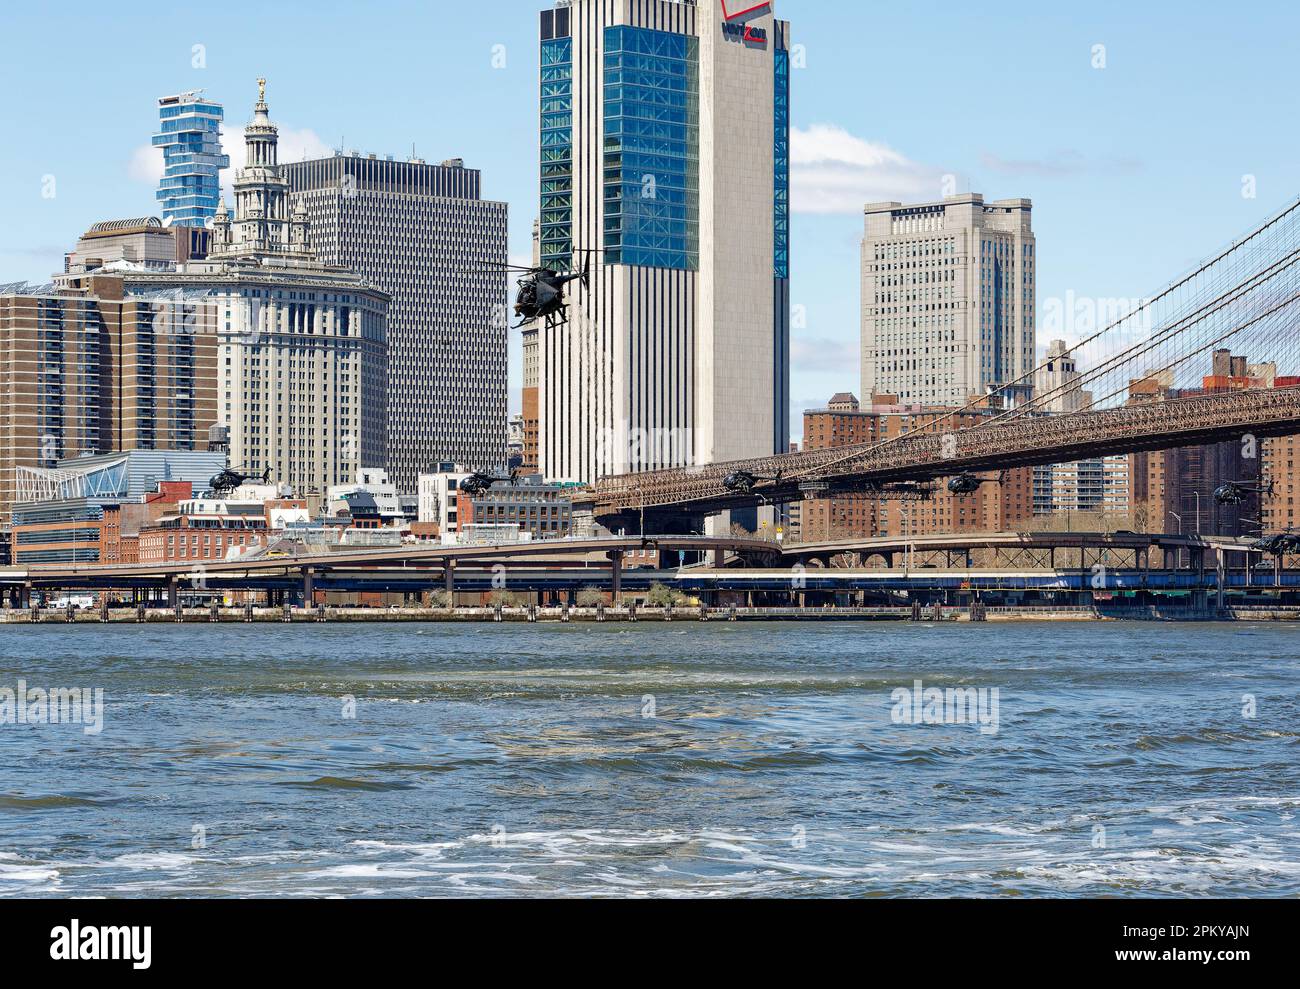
[540,37,573,268]
[603,26,699,272]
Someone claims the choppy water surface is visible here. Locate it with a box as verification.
[0,622,1297,898]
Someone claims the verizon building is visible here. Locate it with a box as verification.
[538,0,791,484]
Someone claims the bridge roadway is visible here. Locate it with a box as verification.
[581,385,1300,522]
[673,569,1300,594]
[781,530,1256,567]
[0,530,1284,607]
[0,532,1268,593]
[0,535,781,599]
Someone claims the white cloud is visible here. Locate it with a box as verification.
[129,125,333,207]
[128,144,164,185]
[792,335,858,372]
[791,124,949,214]
[276,127,333,165]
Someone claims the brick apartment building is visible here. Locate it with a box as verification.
[799,393,1034,542]
[0,273,219,524]
[1129,350,1300,537]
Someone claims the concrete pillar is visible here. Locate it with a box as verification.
[302,568,315,606]
[444,561,456,601]
[167,577,179,610]
[609,551,623,601]
[1215,549,1226,612]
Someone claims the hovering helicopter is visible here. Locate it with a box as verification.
[1214,478,1275,506]
[1252,530,1300,556]
[476,250,594,330]
[209,466,271,497]
[946,471,1007,496]
[722,469,784,495]
[458,469,519,497]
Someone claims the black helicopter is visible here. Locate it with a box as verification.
[947,471,1007,496]
[1214,479,1275,506]
[209,466,271,497]
[722,469,784,495]
[459,468,519,497]
[477,250,594,330]
[1252,530,1300,556]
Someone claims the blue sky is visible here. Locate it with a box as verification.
[2,0,1298,441]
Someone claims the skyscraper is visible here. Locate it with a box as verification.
[126,81,390,502]
[538,0,792,484]
[861,194,1035,408]
[0,273,219,523]
[282,153,509,491]
[152,91,230,227]
[1031,340,1129,521]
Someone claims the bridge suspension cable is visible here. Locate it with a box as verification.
[588,195,1300,513]
[789,194,1300,478]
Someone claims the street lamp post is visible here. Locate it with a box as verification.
[1169,512,1183,536]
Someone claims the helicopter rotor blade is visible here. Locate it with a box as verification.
[459,260,542,273]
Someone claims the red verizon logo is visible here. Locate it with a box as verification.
[721,1,772,22]
[720,0,771,46]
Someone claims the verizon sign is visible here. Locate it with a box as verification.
[720,0,770,47]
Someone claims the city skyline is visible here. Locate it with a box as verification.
[2,1,1300,442]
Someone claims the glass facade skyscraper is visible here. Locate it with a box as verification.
[151,91,229,227]
[773,46,790,280]
[602,26,699,271]
[540,31,573,269]
[537,0,792,486]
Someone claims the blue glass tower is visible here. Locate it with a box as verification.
[602,26,699,270]
[774,45,790,280]
[151,91,229,227]
[540,34,573,269]
[537,1,792,484]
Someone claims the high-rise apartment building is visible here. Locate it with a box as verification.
[0,274,219,522]
[1128,352,1300,537]
[152,91,230,227]
[521,322,541,474]
[861,194,1035,408]
[537,0,791,484]
[1029,340,1130,520]
[1033,339,1090,413]
[282,152,509,490]
[125,82,390,500]
[1033,458,1130,518]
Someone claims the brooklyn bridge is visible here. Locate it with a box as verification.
[582,195,1300,529]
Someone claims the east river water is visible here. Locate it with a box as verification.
[1,622,1297,897]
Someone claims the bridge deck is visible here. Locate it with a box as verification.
[582,386,1300,516]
